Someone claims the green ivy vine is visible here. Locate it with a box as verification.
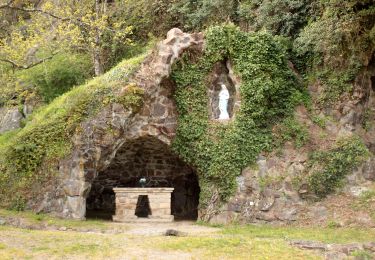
[171,25,304,219]
[307,136,370,198]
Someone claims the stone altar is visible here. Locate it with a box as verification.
[112,187,174,222]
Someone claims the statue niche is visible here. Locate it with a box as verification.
[218,84,230,120]
[208,61,236,120]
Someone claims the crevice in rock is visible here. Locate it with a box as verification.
[207,60,237,120]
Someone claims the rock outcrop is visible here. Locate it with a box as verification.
[0,107,23,134]
[210,65,375,226]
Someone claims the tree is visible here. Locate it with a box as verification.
[0,0,133,76]
[169,0,239,31]
[238,0,319,36]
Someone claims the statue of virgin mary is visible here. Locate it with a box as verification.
[218,84,230,120]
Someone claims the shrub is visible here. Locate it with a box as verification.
[19,53,93,103]
[307,136,370,198]
[273,116,309,149]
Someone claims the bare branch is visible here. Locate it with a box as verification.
[0,3,116,33]
[3,5,71,22]
[0,51,60,70]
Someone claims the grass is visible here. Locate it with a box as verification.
[0,225,322,260]
[1,209,375,259]
[222,225,375,244]
[156,236,320,259]
[0,209,112,230]
[0,226,130,259]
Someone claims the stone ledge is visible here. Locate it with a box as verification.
[112,215,174,223]
[113,187,174,193]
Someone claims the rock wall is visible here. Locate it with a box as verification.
[0,94,39,134]
[211,65,375,226]
[0,107,23,134]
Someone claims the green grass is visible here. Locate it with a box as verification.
[157,236,320,259]
[0,209,112,230]
[222,224,375,244]
[0,226,129,259]
[0,225,321,260]
[1,215,374,260]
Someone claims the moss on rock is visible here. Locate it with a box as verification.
[0,54,146,209]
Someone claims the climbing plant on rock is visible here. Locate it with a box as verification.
[171,25,304,220]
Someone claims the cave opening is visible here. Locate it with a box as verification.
[85,135,200,221]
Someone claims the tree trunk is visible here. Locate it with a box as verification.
[93,46,102,76]
[93,0,102,76]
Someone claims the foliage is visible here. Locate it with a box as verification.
[351,250,373,260]
[0,54,146,208]
[116,83,144,113]
[169,0,239,31]
[310,114,327,129]
[19,53,93,103]
[273,116,309,149]
[113,0,177,38]
[238,0,319,37]
[352,188,375,221]
[307,136,370,198]
[0,8,60,69]
[295,0,374,68]
[0,0,133,75]
[8,195,26,211]
[310,68,359,106]
[171,25,303,219]
[295,0,375,104]
[362,108,374,131]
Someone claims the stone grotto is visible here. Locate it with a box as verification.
[10,26,375,226]
[28,28,206,221]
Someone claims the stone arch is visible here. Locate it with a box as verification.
[29,28,207,220]
[85,135,200,220]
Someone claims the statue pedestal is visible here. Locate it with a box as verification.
[112,188,174,222]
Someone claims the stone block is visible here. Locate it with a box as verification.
[112,187,174,222]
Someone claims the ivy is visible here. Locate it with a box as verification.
[307,136,370,198]
[171,25,304,219]
[273,116,309,149]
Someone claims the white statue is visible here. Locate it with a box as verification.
[218,84,230,120]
